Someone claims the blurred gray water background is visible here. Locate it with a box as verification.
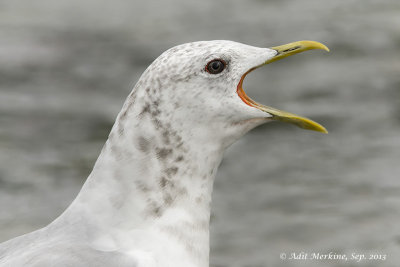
[1,0,400,266]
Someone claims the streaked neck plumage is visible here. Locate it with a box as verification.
[50,41,266,266]
[54,76,226,266]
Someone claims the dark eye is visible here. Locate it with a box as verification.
[205,59,226,74]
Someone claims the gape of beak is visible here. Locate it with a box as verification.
[237,40,329,133]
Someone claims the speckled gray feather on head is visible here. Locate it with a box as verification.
[0,40,327,267]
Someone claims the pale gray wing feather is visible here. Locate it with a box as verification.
[0,229,138,267]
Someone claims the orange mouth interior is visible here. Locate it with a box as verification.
[235,40,329,133]
[236,66,328,133]
[236,67,263,109]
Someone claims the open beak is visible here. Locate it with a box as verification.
[237,40,329,133]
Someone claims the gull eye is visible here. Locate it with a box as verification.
[205,59,226,74]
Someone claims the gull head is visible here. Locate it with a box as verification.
[135,40,329,149]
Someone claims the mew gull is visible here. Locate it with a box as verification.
[0,40,328,267]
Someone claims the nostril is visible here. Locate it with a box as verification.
[282,46,301,53]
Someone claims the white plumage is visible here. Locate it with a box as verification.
[0,40,327,267]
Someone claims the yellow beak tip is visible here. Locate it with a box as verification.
[303,121,328,134]
[300,40,330,52]
[303,123,328,134]
[321,45,330,52]
[318,128,329,134]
